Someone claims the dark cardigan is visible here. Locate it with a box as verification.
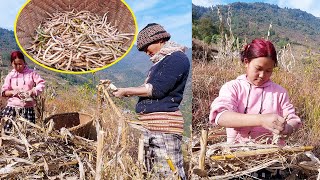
[136,51,190,114]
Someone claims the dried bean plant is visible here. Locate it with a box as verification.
[27,10,134,72]
[191,133,320,179]
[0,116,97,179]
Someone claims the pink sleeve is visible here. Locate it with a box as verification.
[280,90,302,130]
[32,71,45,96]
[1,73,12,96]
[209,82,238,125]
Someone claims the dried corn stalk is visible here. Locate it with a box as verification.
[27,10,134,72]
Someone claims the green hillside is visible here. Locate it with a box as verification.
[193,2,320,49]
[0,28,18,51]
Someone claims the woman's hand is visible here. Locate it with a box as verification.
[112,88,127,98]
[260,114,285,134]
[26,89,34,96]
[4,90,19,97]
[281,123,294,135]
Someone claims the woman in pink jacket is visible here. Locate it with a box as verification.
[209,39,301,144]
[1,51,45,130]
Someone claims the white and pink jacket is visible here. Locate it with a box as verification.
[209,74,302,143]
[1,67,45,108]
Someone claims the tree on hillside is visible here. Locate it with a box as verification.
[193,17,219,43]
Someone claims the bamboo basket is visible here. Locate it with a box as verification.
[45,112,97,140]
[15,0,136,70]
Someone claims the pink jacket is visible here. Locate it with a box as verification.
[1,67,45,108]
[209,74,301,143]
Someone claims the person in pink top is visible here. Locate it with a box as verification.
[209,39,301,144]
[1,51,45,130]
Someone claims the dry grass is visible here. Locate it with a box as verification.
[192,60,243,132]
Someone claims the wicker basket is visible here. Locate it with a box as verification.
[45,112,97,140]
[15,0,136,71]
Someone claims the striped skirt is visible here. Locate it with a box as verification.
[137,111,184,135]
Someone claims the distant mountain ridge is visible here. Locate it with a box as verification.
[193,2,320,48]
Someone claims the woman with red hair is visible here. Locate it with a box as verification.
[209,39,301,144]
[1,50,45,132]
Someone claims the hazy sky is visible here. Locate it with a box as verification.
[0,0,191,47]
[0,0,25,30]
[192,0,320,17]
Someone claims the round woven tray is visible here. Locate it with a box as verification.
[15,0,136,71]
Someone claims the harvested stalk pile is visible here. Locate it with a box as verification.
[26,10,134,71]
[0,116,97,179]
[192,38,218,63]
[192,140,320,179]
